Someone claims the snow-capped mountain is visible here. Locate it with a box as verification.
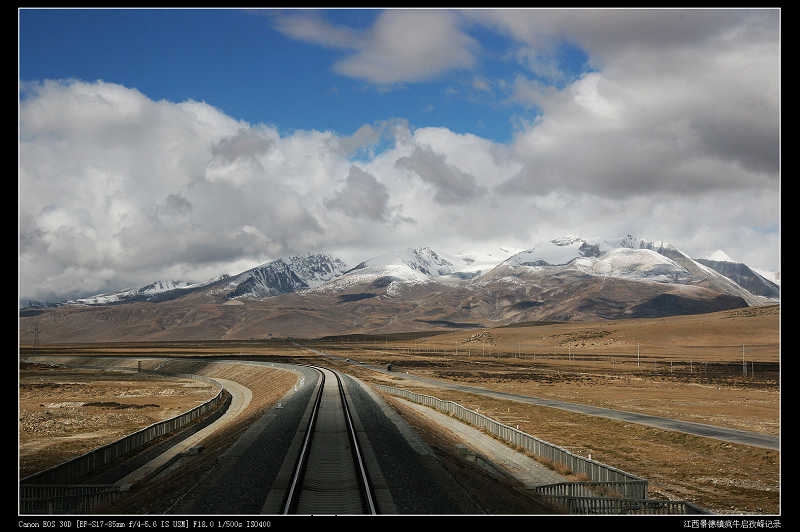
[22,234,780,342]
[573,248,693,283]
[484,235,777,306]
[139,280,196,295]
[226,253,348,299]
[695,256,780,299]
[67,279,211,305]
[754,268,780,286]
[452,247,522,274]
[310,247,479,293]
[706,249,735,263]
[501,235,601,267]
[47,234,778,314]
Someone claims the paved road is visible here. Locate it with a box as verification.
[303,347,780,451]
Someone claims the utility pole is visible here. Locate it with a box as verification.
[32,325,40,356]
[742,344,747,377]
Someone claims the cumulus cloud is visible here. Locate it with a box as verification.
[395,145,487,205]
[472,76,492,92]
[18,10,780,298]
[211,128,275,163]
[478,9,780,198]
[274,9,478,84]
[272,12,362,49]
[325,165,391,221]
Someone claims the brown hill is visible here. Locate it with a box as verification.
[19,271,752,343]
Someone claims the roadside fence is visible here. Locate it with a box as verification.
[19,484,125,514]
[375,384,647,499]
[20,365,231,514]
[536,494,708,515]
[377,384,711,514]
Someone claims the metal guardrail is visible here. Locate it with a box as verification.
[535,481,645,500]
[376,384,648,499]
[19,484,125,514]
[21,371,226,486]
[538,494,708,514]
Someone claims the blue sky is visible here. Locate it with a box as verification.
[18,8,780,299]
[20,8,590,144]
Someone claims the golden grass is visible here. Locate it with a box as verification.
[18,359,299,485]
[18,366,219,478]
[376,381,779,514]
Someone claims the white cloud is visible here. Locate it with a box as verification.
[488,10,779,198]
[472,76,492,92]
[272,12,362,49]
[325,165,391,221]
[274,9,478,85]
[19,9,780,298]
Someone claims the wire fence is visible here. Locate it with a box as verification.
[537,494,708,515]
[307,340,779,385]
[19,484,126,514]
[375,384,648,499]
[20,366,230,514]
[378,384,711,514]
[22,372,225,486]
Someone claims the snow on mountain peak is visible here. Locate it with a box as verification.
[604,234,679,254]
[407,247,457,276]
[550,235,583,246]
[139,280,195,295]
[228,253,350,298]
[503,237,597,267]
[285,253,349,288]
[705,249,735,263]
[574,248,692,282]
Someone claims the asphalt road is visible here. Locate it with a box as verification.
[305,348,780,451]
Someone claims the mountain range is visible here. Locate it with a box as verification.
[18,234,779,342]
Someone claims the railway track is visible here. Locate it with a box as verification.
[282,366,377,515]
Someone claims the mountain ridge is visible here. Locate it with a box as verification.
[33,235,778,309]
[19,234,778,342]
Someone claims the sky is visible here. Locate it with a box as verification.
[18,8,780,301]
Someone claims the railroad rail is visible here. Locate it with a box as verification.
[282,366,377,515]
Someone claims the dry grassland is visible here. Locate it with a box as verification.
[308,305,779,436]
[378,382,779,514]
[101,361,299,513]
[301,306,780,515]
[19,358,299,488]
[19,363,218,478]
[21,305,780,514]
